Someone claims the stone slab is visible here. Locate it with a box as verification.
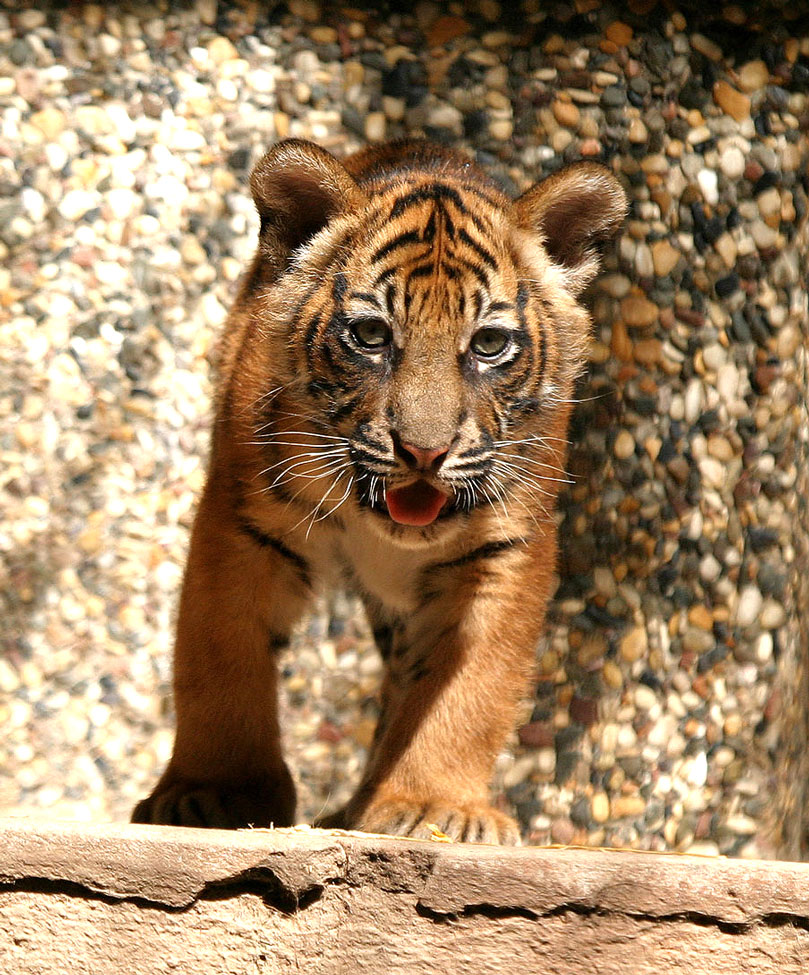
[2,820,809,973]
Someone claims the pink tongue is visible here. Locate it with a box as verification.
[385,481,448,526]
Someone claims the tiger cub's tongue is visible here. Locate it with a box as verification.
[385,481,448,526]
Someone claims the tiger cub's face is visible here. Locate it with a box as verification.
[249,141,626,545]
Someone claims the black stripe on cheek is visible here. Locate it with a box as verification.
[500,369,534,405]
[537,324,547,388]
[332,334,372,371]
[458,228,497,269]
[328,392,365,422]
[304,311,322,350]
[307,376,348,400]
[322,340,339,374]
[353,427,390,453]
[236,517,313,587]
[456,443,490,460]
[427,537,524,572]
[507,396,541,417]
[291,278,325,323]
[499,341,529,379]
[513,283,544,386]
[304,310,329,376]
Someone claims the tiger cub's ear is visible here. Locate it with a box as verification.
[249,139,366,265]
[514,162,627,295]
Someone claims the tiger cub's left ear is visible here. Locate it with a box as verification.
[514,162,627,295]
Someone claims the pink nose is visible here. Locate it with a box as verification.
[398,441,450,471]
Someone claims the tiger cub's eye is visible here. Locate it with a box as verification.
[350,317,392,350]
[470,327,511,359]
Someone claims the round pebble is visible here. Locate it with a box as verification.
[613,430,635,460]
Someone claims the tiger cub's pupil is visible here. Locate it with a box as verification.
[350,317,392,350]
[470,327,510,359]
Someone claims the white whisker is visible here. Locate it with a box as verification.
[494,457,574,485]
[491,460,559,499]
[308,475,355,537]
[255,448,348,482]
[283,463,352,520]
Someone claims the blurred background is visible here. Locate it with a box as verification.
[0,0,807,859]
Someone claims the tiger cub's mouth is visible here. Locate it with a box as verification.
[385,480,449,527]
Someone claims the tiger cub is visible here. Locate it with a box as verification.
[133,139,626,843]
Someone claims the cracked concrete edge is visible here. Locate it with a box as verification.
[2,819,809,925]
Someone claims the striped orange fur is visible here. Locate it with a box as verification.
[133,139,626,843]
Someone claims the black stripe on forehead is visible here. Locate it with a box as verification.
[373,265,397,288]
[407,262,434,282]
[446,254,490,289]
[372,229,422,264]
[423,210,436,242]
[388,182,491,236]
[350,291,383,308]
[389,182,468,219]
[333,271,348,303]
[458,228,497,269]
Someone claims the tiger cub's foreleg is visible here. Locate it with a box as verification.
[323,544,550,844]
[132,481,311,829]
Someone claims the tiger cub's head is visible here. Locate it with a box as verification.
[246,140,626,545]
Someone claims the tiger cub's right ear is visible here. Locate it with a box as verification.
[249,139,365,264]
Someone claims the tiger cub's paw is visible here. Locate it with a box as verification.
[132,771,296,830]
[324,797,521,845]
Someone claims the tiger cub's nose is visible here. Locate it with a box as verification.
[395,440,450,471]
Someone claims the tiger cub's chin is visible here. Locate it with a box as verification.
[133,139,626,842]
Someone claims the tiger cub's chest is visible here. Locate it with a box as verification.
[333,528,449,615]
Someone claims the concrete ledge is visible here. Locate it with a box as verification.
[2,820,809,973]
